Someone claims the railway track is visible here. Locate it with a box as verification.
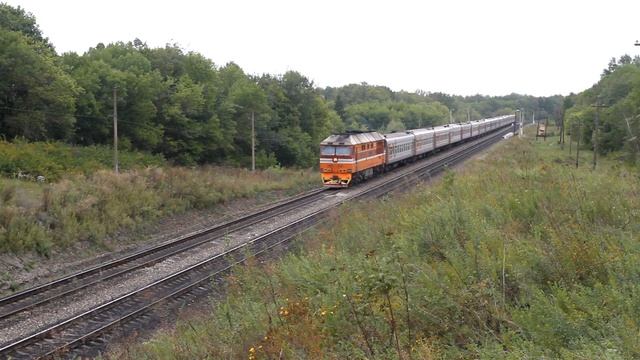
[0,187,329,320]
[0,126,513,359]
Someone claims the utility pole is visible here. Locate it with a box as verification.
[559,110,565,149]
[467,108,470,122]
[449,109,453,124]
[624,115,640,159]
[592,98,608,170]
[251,111,255,172]
[569,122,573,154]
[576,117,581,168]
[113,86,119,174]
[519,110,524,136]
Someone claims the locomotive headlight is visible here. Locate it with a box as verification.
[332,157,338,163]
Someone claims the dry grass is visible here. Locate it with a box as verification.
[0,166,317,256]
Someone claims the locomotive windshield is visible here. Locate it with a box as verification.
[320,145,352,156]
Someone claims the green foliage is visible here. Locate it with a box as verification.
[564,55,640,163]
[344,101,449,131]
[0,2,567,170]
[0,140,164,181]
[120,137,640,359]
[325,83,564,128]
[0,3,51,48]
[1,2,346,168]
[0,166,317,256]
[0,28,79,140]
[63,44,342,168]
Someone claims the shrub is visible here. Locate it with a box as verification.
[0,166,318,255]
[0,140,165,181]
[118,135,640,359]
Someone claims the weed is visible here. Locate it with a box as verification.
[113,134,640,358]
[0,166,317,256]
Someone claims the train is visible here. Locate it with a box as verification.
[319,115,515,187]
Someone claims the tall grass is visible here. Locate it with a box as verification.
[0,140,164,181]
[118,135,640,359]
[0,166,317,256]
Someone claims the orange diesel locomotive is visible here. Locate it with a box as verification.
[319,115,515,187]
[319,131,386,187]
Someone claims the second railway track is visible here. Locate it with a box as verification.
[0,126,514,359]
[0,188,328,324]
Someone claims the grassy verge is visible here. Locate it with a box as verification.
[117,134,640,359]
[0,140,165,181]
[0,166,318,256]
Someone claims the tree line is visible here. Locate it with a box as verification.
[1,3,564,168]
[563,54,640,162]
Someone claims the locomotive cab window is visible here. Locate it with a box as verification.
[335,146,351,155]
[321,146,352,156]
[320,146,335,156]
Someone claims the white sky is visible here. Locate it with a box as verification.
[5,0,640,97]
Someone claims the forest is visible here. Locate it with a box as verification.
[0,3,566,169]
[563,54,640,162]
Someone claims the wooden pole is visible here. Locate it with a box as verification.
[576,117,581,168]
[113,86,119,174]
[569,122,573,155]
[251,111,255,172]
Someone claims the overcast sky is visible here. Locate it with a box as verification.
[6,0,640,97]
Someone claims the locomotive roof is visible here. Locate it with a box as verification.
[320,131,385,145]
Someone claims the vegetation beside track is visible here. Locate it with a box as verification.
[0,140,165,181]
[118,134,640,359]
[0,161,317,256]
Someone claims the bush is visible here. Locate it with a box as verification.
[0,166,318,255]
[0,140,165,181]
[118,135,640,359]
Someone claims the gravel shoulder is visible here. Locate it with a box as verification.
[0,135,512,348]
[0,188,309,297]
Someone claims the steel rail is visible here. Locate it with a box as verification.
[0,125,514,359]
[0,187,327,321]
[0,198,327,359]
